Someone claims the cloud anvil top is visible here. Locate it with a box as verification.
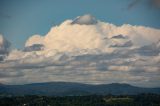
[0,14,160,87]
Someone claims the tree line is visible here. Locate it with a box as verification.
[0,93,160,106]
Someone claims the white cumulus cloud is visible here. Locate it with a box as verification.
[25,34,44,47]
[24,14,160,53]
[0,14,160,87]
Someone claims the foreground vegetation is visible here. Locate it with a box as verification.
[0,94,160,106]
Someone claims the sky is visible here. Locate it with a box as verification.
[0,0,160,49]
[0,0,160,87]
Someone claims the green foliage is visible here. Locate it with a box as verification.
[0,94,159,106]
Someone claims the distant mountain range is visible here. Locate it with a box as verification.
[0,82,160,96]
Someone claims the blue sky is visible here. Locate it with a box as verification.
[0,0,160,87]
[0,0,160,48]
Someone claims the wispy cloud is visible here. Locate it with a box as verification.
[127,0,141,10]
[151,0,160,8]
[128,0,160,10]
[0,12,11,19]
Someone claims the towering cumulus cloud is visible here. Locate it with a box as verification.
[26,14,160,53]
[0,15,160,87]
